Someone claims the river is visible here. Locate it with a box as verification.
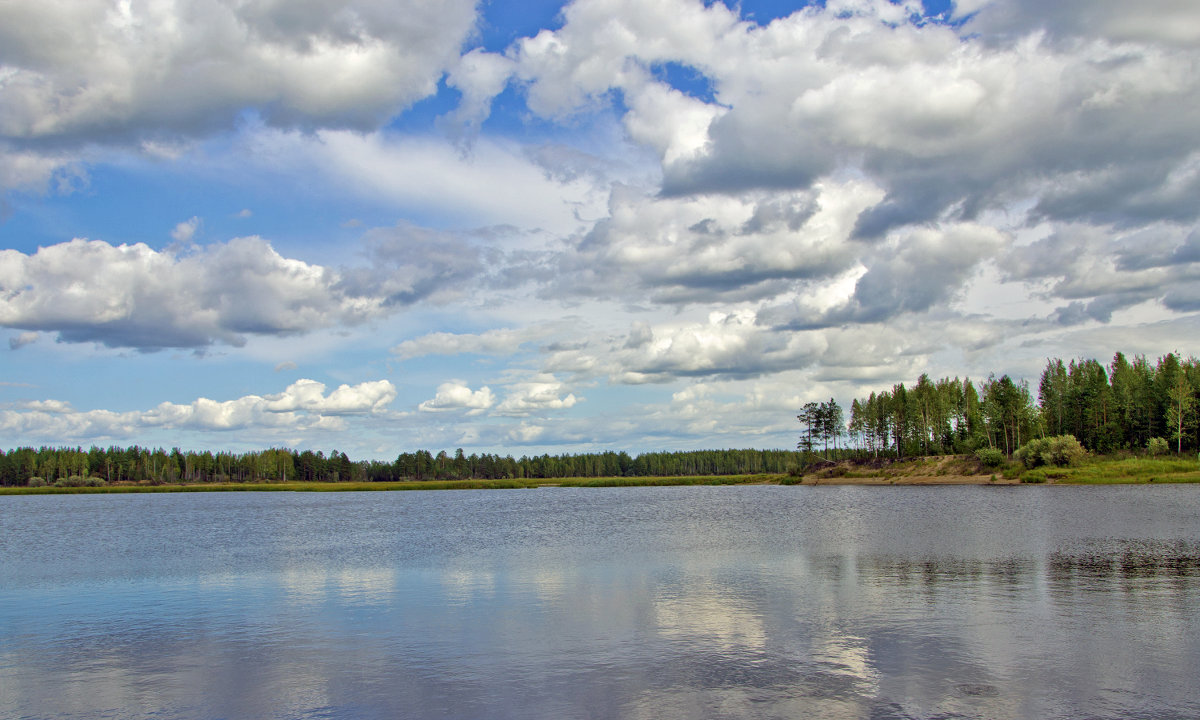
[2,485,1198,719]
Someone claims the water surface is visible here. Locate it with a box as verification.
[2,485,1198,719]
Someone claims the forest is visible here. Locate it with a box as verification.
[822,351,1200,459]
[0,445,803,487]
[3,350,1196,488]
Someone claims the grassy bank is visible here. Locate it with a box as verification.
[0,474,781,495]
[787,453,1200,485]
[1026,456,1200,484]
[4,458,1198,495]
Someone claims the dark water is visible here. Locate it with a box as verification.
[2,485,1199,720]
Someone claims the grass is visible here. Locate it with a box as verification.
[5,457,1199,494]
[781,453,1200,485]
[0,474,784,495]
[1042,456,1200,484]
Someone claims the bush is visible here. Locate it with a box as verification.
[1016,438,1048,467]
[1021,468,1047,483]
[53,475,107,488]
[975,447,1005,468]
[1147,437,1169,456]
[27,477,47,487]
[1016,435,1087,468]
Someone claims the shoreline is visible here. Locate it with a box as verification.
[5,474,1194,495]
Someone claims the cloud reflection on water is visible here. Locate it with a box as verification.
[2,488,1199,720]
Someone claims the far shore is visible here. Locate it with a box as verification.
[4,464,1199,496]
[797,474,1021,486]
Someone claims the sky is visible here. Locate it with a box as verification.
[2,0,1199,459]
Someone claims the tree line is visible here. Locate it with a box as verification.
[839,351,1199,458]
[0,445,805,487]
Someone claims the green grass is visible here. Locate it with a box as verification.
[1046,456,1200,484]
[0,475,783,495]
[6,457,1199,494]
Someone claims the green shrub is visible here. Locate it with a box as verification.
[975,447,1005,467]
[1021,468,1047,483]
[1147,437,1169,456]
[27,477,47,487]
[1044,435,1087,466]
[1016,438,1049,467]
[53,475,107,488]
[1016,435,1087,468]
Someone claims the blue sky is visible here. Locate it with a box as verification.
[2,0,1199,458]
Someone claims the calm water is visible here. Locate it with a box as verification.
[2,485,1199,720]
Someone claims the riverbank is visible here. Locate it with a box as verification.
[0,474,783,495]
[3,456,1198,494]
[789,454,1200,485]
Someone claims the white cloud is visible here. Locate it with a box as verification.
[19,399,72,413]
[0,0,480,193]
[505,0,1200,237]
[171,216,202,243]
[0,227,498,350]
[8,331,37,350]
[494,377,580,416]
[544,310,828,384]
[0,0,478,145]
[245,128,615,235]
[392,326,557,360]
[261,379,396,415]
[969,0,1200,46]
[418,382,496,415]
[513,0,741,119]
[0,146,82,192]
[507,422,546,443]
[0,236,382,349]
[444,48,517,141]
[0,378,395,440]
[558,179,884,303]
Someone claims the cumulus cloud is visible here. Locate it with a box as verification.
[544,310,827,384]
[0,0,477,146]
[171,217,202,244]
[0,227,496,350]
[8,331,37,350]
[999,222,1200,320]
[0,0,482,194]
[443,48,517,142]
[336,222,487,308]
[503,0,1200,238]
[507,422,546,444]
[763,222,1006,329]
[392,326,556,360]
[0,236,383,349]
[260,379,396,416]
[556,180,883,303]
[494,376,580,416]
[418,382,496,415]
[968,0,1200,46]
[0,378,395,440]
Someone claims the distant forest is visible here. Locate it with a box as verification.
[0,446,803,487]
[4,350,1196,488]
[808,351,1200,459]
